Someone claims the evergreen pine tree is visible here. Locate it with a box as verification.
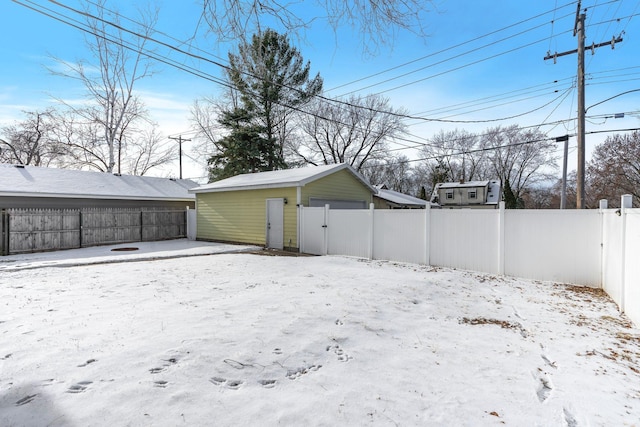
[503,178,518,209]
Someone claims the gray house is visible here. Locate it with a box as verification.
[431,180,502,209]
[0,163,197,209]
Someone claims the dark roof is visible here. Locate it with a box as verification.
[374,187,427,207]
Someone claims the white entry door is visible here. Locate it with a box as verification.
[266,198,284,250]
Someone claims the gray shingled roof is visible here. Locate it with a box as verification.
[190,163,376,194]
[0,163,197,201]
[374,187,427,207]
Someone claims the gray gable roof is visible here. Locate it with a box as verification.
[190,163,376,194]
[0,164,197,201]
[374,187,427,207]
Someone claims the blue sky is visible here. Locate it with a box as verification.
[1,0,639,181]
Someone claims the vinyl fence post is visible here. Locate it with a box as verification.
[298,205,304,252]
[599,200,607,288]
[368,203,375,260]
[323,204,330,256]
[424,204,431,266]
[498,201,506,275]
[620,194,632,313]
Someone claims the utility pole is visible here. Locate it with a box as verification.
[168,135,191,179]
[544,1,623,209]
[557,135,569,209]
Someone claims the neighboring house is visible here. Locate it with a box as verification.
[431,180,502,209]
[189,163,376,251]
[373,185,428,209]
[0,163,197,209]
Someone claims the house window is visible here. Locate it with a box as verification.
[468,189,477,199]
[445,190,454,200]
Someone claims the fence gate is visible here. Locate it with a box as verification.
[300,206,326,255]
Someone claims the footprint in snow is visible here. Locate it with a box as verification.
[563,407,578,427]
[209,377,243,389]
[258,379,277,388]
[327,344,352,362]
[286,364,321,380]
[535,374,552,403]
[541,354,557,369]
[67,381,92,394]
[15,394,37,406]
[77,358,97,367]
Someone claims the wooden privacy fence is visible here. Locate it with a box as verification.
[0,207,187,255]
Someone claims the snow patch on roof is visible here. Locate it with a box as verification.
[0,163,197,201]
[190,163,375,193]
[436,180,492,189]
[374,187,427,207]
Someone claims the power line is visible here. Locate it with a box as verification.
[330,1,624,97]
[82,0,231,66]
[362,126,640,168]
[15,0,637,163]
[338,21,574,97]
[328,1,579,93]
[15,1,591,128]
[168,135,191,179]
[43,0,579,130]
[544,2,627,209]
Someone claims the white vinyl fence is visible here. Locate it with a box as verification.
[299,196,640,325]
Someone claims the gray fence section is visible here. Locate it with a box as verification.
[0,208,187,255]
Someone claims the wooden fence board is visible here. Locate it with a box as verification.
[2,207,186,255]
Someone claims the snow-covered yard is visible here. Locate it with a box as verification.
[1,241,639,426]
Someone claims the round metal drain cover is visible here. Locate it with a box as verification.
[111,247,139,252]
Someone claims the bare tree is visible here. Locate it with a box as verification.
[420,129,491,183]
[360,155,417,194]
[482,125,557,202]
[587,131,640,207]
[200,0,434,55]
[51,0,159,174]
[417,125,557,204]
[124,127,176,176]
[191,97,226,159]
[48,110,111,172]
[294,94,406,172]
[0,109,62,166]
